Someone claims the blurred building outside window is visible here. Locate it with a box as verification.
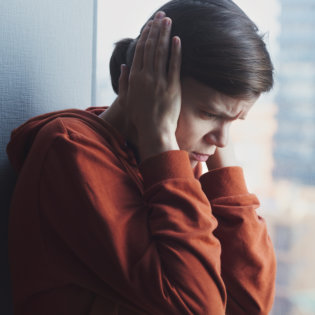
[96,1,315,314]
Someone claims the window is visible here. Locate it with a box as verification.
[98,1,315,313]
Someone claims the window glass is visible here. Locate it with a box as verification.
[97,1,315,314]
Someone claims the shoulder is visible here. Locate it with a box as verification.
[37,115,105,144]
[31,113,121,170]
[39,116,139,195]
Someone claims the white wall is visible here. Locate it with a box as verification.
[0,1,97,313]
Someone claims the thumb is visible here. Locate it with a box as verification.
[118,64,129,98]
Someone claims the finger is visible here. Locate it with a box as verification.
[131,21,152,71]
[118,64,129,98]
[168,36,182,85]
[143,11,166,71]
[155,17,172,76]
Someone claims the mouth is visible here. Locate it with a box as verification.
[191,152,211,162]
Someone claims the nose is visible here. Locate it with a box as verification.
[205,121,230,148]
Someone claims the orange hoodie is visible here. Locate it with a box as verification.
[7,107,276,315]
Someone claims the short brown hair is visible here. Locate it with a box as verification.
[110,0,273,99]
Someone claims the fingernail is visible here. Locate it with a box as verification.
[173,36,180,46]
[163,18,171,27]
[155,11,166,19]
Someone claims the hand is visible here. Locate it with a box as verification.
[118,11,182,162]
[206,142,238,171]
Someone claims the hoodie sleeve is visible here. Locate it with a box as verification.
[199,167,276,315]
[39,120,227,315]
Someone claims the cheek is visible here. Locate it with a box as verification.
[175,113,193,148]
[176,113,207,149]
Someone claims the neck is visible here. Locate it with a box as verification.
[99,97,137,146]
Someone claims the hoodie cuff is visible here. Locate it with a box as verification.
[199,167,249,200]
[139,150,195,190]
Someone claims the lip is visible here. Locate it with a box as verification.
[191,152,210,162]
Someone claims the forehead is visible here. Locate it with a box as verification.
[181,77,258,119]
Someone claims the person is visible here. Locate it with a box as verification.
[7,0,276,314]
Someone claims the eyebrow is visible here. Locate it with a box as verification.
[215,110,247,121]
[201,100,249,120]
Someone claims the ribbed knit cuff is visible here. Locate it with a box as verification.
[139,150,194,190]
[199,167,248,200]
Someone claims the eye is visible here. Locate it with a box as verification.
[201,110,217,119]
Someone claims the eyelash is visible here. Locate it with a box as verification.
[201,111,217,119]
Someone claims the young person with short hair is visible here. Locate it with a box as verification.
[8,1,276,314]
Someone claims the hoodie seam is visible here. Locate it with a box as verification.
[53,116,145,193]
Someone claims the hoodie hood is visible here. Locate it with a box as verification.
[6,107,128,173]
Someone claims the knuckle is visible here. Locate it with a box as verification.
[129,72,140,84]
[136,41,145,50]
[155,80,167,92]
[156,46,164,57]
[129,71,137,80]
[144,73,154,85]
[130,72,153,88]
[145,39,153,49]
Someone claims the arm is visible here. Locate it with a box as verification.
[201,146,276,314]
[39,124,227,314]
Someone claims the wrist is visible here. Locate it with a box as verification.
[138,134,179,161]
